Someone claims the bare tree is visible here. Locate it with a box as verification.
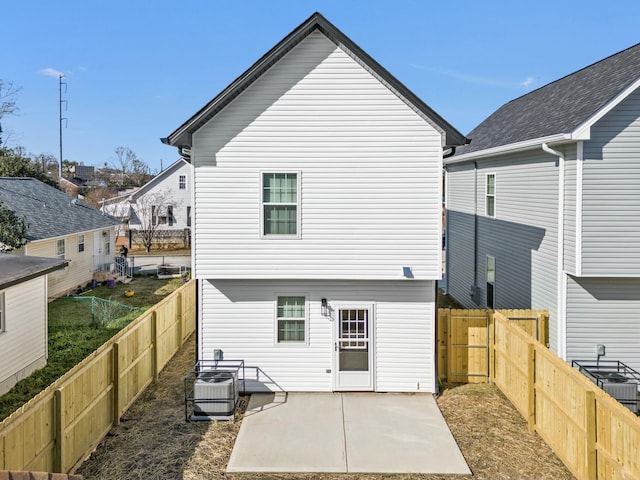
[112,147,152,187]
[130,189,180,252]
[0,80,22,147]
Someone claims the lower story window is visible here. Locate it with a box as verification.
[277,296,306,343]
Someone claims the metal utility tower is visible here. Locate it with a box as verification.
[59,75,67,178]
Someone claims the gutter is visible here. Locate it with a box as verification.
[542,142,567,359]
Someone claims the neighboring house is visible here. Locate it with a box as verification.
[101,159,192,247]
[0,177,120,297]
[0,254,68,395]
[163,13,467,393]
[445,43,640,371]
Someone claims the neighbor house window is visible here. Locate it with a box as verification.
[0,292,4,333]
[102,230,111,255]
[56,239,65,259]
[276,296,306,343]
[486,255,496,309]
[179,175,187,190]
[187,206,191,227]
[167,205,174,226]
[152,205,158,225]
[263,173,298,236]
[78,234,85,253]
[486,174,495,217]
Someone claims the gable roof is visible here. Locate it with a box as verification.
[0,178,120,242]
[0,254,68,290]
[162,12,467,150]
[454,42,640,158]
[129,158,189,202]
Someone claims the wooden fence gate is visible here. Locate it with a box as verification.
[437,308,548,384]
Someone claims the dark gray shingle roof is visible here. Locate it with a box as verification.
[0,177,120,241]
[0,254,68,290]
[457,42,640,156]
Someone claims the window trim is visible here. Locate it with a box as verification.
[260,171,301,239]
[485,173,496,217]
[78,234,85,253]
[179,175,187,190]
[274,294,308,345]
[56,239,66,259]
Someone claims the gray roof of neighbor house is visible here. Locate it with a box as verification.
[0,177,120,242]
[162,12,468,150]
[456,42,640,156]
[0,254,68,290]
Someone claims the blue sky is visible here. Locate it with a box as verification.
[3,1,640,173]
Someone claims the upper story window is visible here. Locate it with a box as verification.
[78,234,85,253]
[179,175,187,190]
[262,173,298,236]
[56,239,65,259]
[485,174,496,217]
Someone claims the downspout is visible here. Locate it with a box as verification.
[473,160,478,301]
[542,143,566,358]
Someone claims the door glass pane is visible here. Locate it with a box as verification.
[339,309,369,371]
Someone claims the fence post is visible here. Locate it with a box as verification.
[54,387,65,473]
[540,311,549,347]
[113,341,121,426]
[151,311,159,382]
[488,310,495,383]
[446,309,452,384]
[527,343,536,431]
[176,292,183,347]
[585,390,597,480]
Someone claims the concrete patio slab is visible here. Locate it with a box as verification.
[226,392,471,474]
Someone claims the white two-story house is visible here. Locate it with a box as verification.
[163,12,467,393]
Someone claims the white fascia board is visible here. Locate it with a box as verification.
[445,134,571,165]
[571,77,640,140]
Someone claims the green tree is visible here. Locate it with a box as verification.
[0,200,27,252]
[0,147,58,187]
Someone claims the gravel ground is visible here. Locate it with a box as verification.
[76,335,575,480]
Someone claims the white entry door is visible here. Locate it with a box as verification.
[334,306,374,391]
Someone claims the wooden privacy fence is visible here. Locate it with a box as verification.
[0,280,196,474]
[437,308,548,383]
[492,310,640,480]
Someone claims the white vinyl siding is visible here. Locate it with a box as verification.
[200,279,435,393]
[0,292,4,333]
[192,31,443,280]
[0,276,47,395]
[566,276,640,373]
[446,150,561,351]
[582,87,640,275]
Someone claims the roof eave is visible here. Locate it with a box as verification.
[445,133,573,165]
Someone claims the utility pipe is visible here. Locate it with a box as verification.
[542,142,566,359]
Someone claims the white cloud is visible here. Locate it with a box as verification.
[413,64,536,89]
[520,76,535,87]
[39,68,65,78]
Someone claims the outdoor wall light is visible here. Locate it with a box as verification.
[321,298,328,316]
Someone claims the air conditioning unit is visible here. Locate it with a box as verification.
[573,360,640,414]
[193,369,240,419]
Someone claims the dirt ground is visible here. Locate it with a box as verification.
[76,335,575,480]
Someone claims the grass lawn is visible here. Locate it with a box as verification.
[0,277,185,422]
